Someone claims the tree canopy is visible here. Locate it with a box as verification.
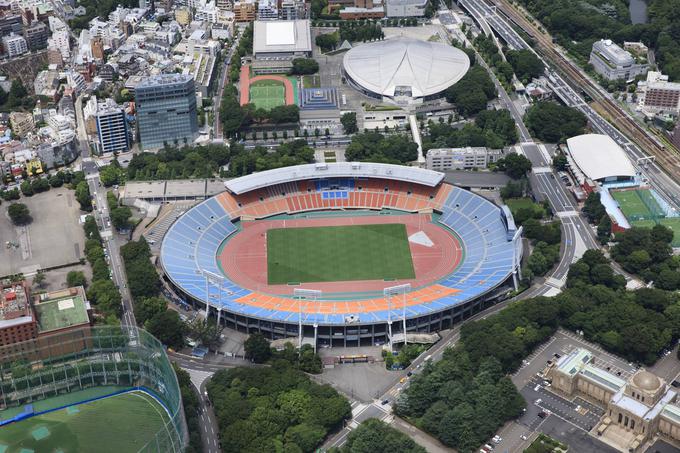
[339,419,426,453]
[344,132,418,164]
[290,58,319,75]
[7,203,31,225]
[506,50,544,83]
[444,66,496,116]
[494,153,532,179]
[423,109,518,151]
[207,363,351,453]
[524,101,587,143]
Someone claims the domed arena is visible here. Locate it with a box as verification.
[342,37,470,102]
[160,163,522,347]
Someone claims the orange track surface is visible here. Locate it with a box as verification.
[239,64,295,106]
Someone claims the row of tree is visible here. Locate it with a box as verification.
[344,132,418,163]
[207,362,352,452]
[83,216,122,324]
[423,109,519,151]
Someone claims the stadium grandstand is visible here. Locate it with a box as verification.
[160,163,522,347]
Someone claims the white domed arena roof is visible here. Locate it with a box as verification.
[342,37,470,98]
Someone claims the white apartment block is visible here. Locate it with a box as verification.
[426,147,503,171]
[589,39,648,81]
[2,33,28,57]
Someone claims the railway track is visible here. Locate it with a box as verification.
[492,0,680,180]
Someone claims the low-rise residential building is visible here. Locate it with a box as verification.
[339,5,385,20]
[233,0,257,22]
[589,39,648,81]
[426,147,503,171]
[9,112,35,137]
[0,281,37,354]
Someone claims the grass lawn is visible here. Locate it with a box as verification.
[266,224,415,284]
[504,197,545,217]
[302,75,321,88]
[0,391,170,453]
[249,79,286,110]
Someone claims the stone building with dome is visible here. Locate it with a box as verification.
[547,348,680,452]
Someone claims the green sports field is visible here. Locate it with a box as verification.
[0,391,171,453]
[611,189,664,220]
[249,79,286,110]
[266,224,416,284]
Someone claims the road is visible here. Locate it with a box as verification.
[459,0,680,212]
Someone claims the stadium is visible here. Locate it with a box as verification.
[0,326,186,453]
[342,37,470,103]
[160,163,522,347]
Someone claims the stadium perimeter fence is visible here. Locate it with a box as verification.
[0,326,187,452]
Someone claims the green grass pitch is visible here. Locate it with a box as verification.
[611,189,663,220]
[249,79,285,110]
[266,224,416,284]
[0,391,171,453]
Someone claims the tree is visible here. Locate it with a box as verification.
[20,180,33,196]
[66,270,87,288]
[7,203,31,225]
[32,271,46,289]
[495,153,532,179]
[525,101,587,143]
[244,332,272,363]
[506,49,544,83]
[444,66,496,116]
[134,296,168,325]
[341,419,426,453]
[289,58,319,75]
[186,318,223,348]
[99,163,123,187]
[87,279,122,318]
[315,32,339,52]
[110,206,132,230]
[583,192,607,224]
[341,112,358,134]
[146,310,186,348]
[75,181,91,211]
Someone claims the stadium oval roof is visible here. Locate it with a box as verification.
[224,162,445,194]
[342,37,470,98]
[566,134,636,181]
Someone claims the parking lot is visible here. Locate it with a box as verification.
[0,187,85,277]
[488,329,644,453]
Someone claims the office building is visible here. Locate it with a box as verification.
[0,14,22,38]
[9,111,35,137]
[637,71,680,116]
[136,73,199,150]
[589,39,648,81]
[95,99,130,154]
[2,33,28,57]
[426,147,503,171]
[385,0,427,17]
[548,348,680,452]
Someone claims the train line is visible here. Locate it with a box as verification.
[491,0,680,181]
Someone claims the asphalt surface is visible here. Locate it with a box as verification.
[461,0,680,213]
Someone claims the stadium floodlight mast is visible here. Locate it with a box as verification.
[201,269,226,325]
[384,283,411,350]
[293,289,322,349]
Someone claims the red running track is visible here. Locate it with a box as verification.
[239,64,296,106]
[217,213,463,296]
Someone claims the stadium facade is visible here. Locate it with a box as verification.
[342,37,470,105]
[160,163,522,347]
[0,326,187,452]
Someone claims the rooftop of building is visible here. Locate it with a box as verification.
[428,147,490,156]
[566,134,636,181]
[555,347,593,376]
[33,287,90,334]
[253,19,311,54]
[592,39,634,66]
[136,73,194,88]
[0,281,32,328]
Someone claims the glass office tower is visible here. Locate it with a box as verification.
[136,74,199,150]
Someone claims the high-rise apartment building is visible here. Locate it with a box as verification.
[2,32,28,57]
[95,99,130,154]
[136,74,198,150]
